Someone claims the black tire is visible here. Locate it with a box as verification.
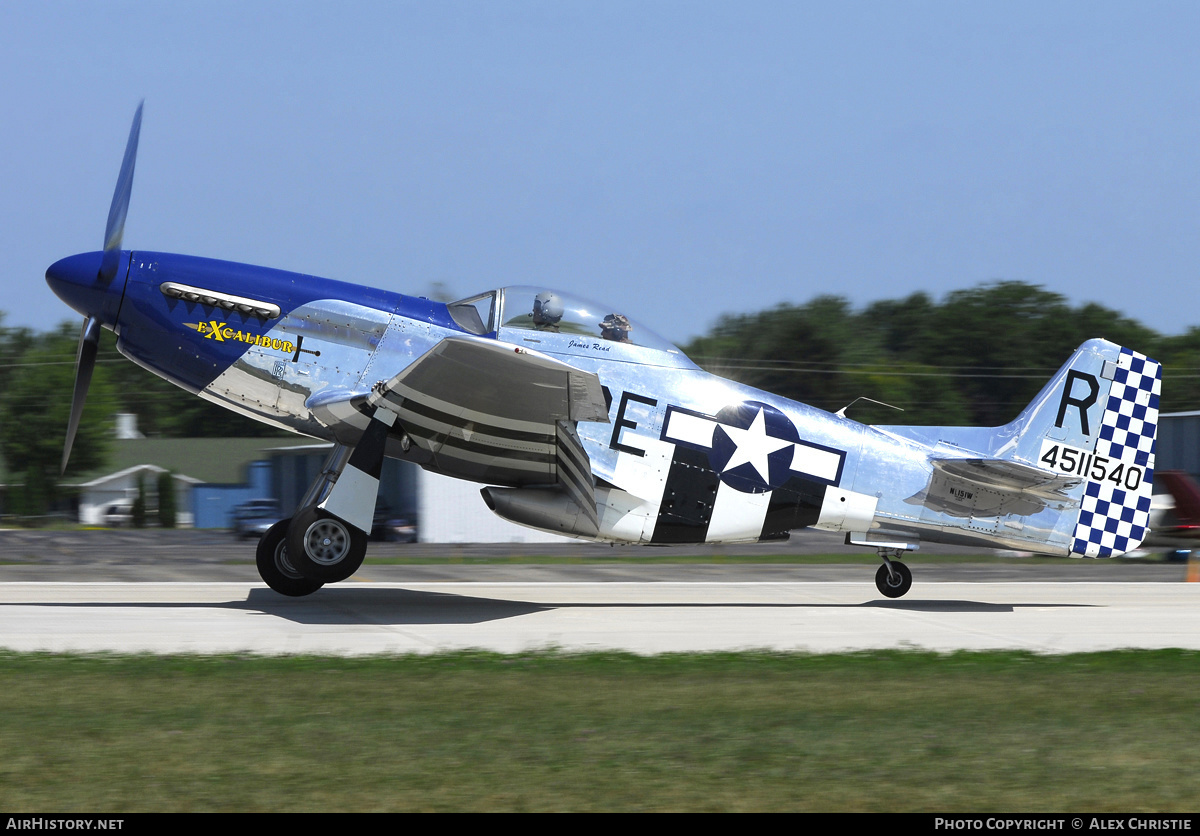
[285,505,368,583]
[256,518,324,597]
[875,560,912,599]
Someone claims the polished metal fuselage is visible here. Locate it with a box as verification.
[184,289,1080,554]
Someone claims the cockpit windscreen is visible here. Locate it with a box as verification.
[498,286,680,354]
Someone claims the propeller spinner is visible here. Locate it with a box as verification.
[46,101,143,473]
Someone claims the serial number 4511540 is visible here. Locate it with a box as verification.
[1038,440,1144,490]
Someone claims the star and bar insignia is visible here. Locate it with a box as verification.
[660,401,845,494]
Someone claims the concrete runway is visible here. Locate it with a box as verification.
[2,528,1196,655]
[1,572,1197,655]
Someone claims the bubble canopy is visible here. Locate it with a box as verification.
[447,286,693,366]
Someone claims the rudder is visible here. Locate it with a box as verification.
[1066,346,1162,556]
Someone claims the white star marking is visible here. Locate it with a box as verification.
[719,407,793,483]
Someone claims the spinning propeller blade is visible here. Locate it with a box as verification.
[100,100,142,283]
[62,316,100,474]
[61,101,142,472]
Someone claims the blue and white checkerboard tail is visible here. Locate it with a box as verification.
[1003,340,1161,557]
[1062,344,1162,557]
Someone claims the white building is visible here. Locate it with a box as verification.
[417,469,571,544]
[75,465,200,527]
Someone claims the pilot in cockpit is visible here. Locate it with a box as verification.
[532,291,564,332]
[599,313,633,343]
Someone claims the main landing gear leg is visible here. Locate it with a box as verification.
[283,441,368,583]
[254,406,398,595]
[874,548,913,599]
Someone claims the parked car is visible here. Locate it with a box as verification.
[232,499,282,539]
[102,500,134,527]
[370,504,417,542]
[232,499,415,542]
[382,516,417,543]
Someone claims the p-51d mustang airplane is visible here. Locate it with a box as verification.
[46,105,1163,598]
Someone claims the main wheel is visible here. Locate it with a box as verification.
[256,518,324,597]
[875,560,912,599]
[286,505,368,583]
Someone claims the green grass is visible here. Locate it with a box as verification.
[1,650,1198,811]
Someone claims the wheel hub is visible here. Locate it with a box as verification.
[274,541,305,579]
[303,518,351,565]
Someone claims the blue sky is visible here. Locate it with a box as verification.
[4,1,1199,345]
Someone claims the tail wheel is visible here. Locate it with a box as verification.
[285,505,368,583]
[875,560,912,599]
[256,518,323,597]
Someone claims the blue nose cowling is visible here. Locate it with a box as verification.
[46,250,128,328]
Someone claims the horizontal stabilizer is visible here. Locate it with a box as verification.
[908,457,1081,519]
[932,457,1081,501]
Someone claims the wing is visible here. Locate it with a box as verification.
[310,336,608,529]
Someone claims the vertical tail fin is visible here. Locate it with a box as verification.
[1003,340,1161,556]
[1061,344,1161,556]
[1072,345,1161,556]
[886,339,1161,557]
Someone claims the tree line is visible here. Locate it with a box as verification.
[3,281,1198,514]
[0,318,285,516]
[683,281,1196,427]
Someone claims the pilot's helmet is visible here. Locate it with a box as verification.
[600,313,632,342]
[532,291,564,326]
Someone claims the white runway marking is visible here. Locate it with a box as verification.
[1,581,1197,655]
